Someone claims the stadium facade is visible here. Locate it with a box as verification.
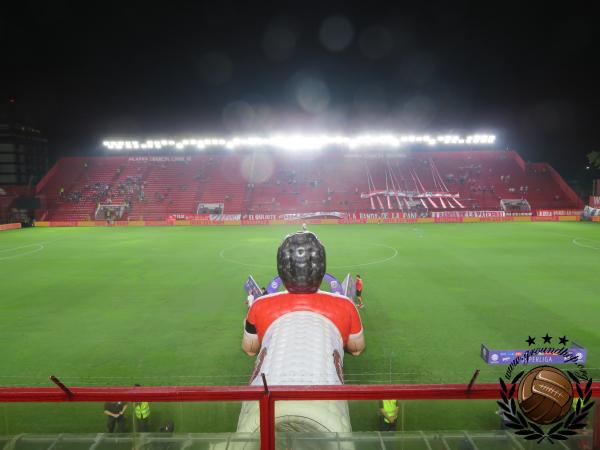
[31,148,582,223]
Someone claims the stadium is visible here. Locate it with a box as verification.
[2,3,600,450]
[2,132,599,449]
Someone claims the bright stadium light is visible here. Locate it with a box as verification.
[102,132,498,151]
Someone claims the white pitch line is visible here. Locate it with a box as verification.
[0,237,72,262]
[0,237,68,261]
[572,237,600,250]
[0,242,45,253]
[329,243,399,269]
[219,242,399,269]
[0,244,44,261]
[0,237,66,252]
[218,247,273,268]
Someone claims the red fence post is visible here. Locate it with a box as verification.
[1,381,599,450]
[593,402,600,450]
[259,394,274,450]
[259,374,275,450]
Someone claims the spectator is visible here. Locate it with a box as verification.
[104,401,128,433]
[379,400,399,431]
[355,275,364,308]
[133,384,151,432]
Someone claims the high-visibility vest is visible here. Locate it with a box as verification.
[135,402,150,419]
[382,400,398,423]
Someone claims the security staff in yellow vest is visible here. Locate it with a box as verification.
[134,384,151,432]
[379,399,399,431]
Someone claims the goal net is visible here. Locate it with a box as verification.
[94,204,127,220]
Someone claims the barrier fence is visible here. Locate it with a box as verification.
[1,382,599,450]
[0,223,21,231]
[31,215,583,227]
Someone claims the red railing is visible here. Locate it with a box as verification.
[1,382,599,450]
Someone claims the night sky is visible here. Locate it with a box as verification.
[2,1,599,182]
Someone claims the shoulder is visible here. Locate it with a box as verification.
[248,291,289,313]
[314,291,358,316]
[253,291,289,304]
[316,290,355,305]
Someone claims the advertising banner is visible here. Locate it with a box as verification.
[431,210,505,218]
[342,274,356,299]
[535,209,583,217]
[323,273,344,295]
[0,223,21,231]
[481,343,587,365]
[244,275,263,298]
[266,276,282,294]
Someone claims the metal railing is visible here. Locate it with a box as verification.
[1,380,599,450]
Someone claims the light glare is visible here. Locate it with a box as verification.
[102,132,497,152]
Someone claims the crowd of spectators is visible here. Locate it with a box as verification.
[117,176,145,202]
[58,167,147,212]
[470,185,495,194]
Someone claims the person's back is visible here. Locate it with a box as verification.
[246,291,363,352]
[238,231,365,436]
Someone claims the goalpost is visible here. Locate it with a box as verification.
[94,204,127,220]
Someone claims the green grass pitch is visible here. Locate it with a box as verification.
[0,222,598,435]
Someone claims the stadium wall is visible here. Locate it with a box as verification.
[508,150,526,171]
[35,158,62,195]
[33,215,583,227]
[545,163,585,208]
[0,223,21,231]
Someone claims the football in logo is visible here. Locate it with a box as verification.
[518,366,573,424]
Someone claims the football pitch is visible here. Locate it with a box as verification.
[0,222,598,435]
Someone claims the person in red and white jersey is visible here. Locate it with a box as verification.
[238,230,365,435]
[244,289,364,356]
[242,231,365,357]
[355,274,364,308]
